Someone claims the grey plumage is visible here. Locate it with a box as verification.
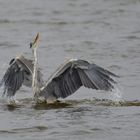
[0,55,118,100]
[40,59,118,99]
[0,33,119,102]
[0,55,43,97]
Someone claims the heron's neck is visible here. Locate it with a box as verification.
[32,48,38,93]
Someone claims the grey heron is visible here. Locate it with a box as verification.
[0,33,119,104]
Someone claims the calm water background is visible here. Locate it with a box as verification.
[0,0,140,140]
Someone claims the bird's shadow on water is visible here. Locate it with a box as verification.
[2,98,140,111]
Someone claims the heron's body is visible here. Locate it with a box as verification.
[0,34,119,104]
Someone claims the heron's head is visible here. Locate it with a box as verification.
[30,33,40,49]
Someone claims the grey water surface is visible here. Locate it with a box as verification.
[0,0,140,140]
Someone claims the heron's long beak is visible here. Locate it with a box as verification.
[30,33,40,48]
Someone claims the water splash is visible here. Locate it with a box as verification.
[109,85,124,102]
[0,84,5,97]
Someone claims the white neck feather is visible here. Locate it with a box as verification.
[32,47,38,95]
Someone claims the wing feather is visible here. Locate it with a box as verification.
[0,55,44,97]
[84,64,116,90]
[0,61,25,96]
[0,55,34,97]
[41,59,118,99]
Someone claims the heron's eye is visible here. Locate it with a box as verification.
[30,43,33,48]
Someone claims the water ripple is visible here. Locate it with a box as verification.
[0,126,47,134]
[0,19,11,24]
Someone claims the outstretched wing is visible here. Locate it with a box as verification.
[40,59,118,99]
[0,55,32,97]
[0,55,43,97]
